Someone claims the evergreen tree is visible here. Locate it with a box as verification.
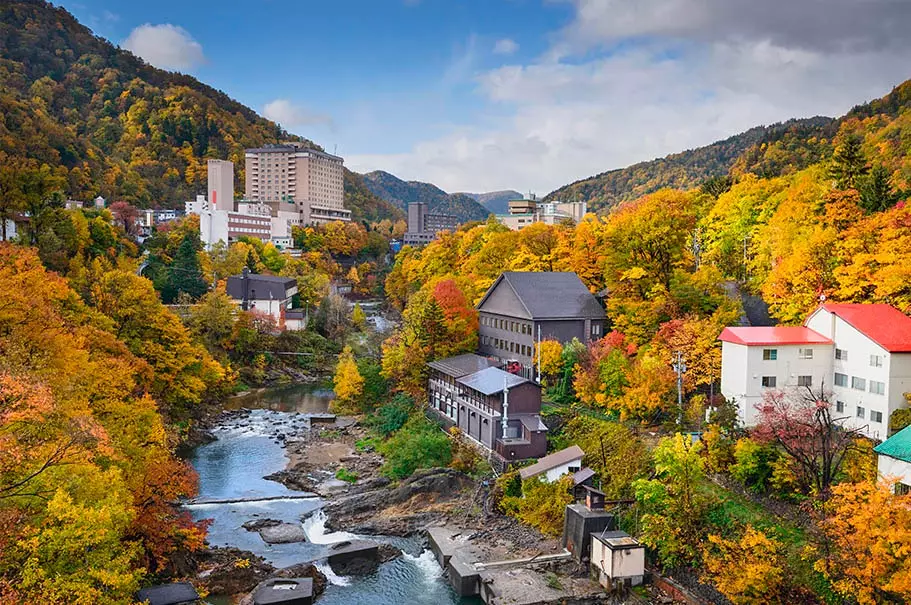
[860,164,899,212]
[245,249,259,273]
[828,134,868,190]
[418,297,447,360]
[168,234,207,301]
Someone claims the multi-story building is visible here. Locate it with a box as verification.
[186,196,272,246]
[244,142,350,224]
[719,303,911,439]
[403,202,460,247]
[477,272,606,377]
[426,353,548,465]
[207,159,234,210]
[496,195,588,231]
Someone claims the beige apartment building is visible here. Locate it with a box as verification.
[245,142,351,224]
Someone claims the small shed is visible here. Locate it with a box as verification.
[590,530,645,588]
[135,583,200,605]
[518,445,584,483]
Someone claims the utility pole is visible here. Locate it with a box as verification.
[501,377,510,439]
[673,351,687,427]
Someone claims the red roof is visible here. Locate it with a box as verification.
[815,304,911,353]
[718,326,832,346]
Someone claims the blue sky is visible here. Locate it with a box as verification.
[60,0,911,194]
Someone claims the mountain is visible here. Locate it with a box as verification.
[545,117,836,212]
[461,190,523,215]
[361,170,491,223]
[0,0,401,223]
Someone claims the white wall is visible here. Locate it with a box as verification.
[543,457,584,483]
[807,309,902,440]
[722,341,832,427]
[878,454,911,491]
[591,539,644,587]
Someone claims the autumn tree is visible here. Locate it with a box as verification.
[753,385,864,496]
[109,200,139,235]
[702,526,785,604]
[633,434,714,566]
[351,303,367,329]
[559,416,649,498]
[332,346,364,414]
[534,339,564,380]
[815,480,911,604]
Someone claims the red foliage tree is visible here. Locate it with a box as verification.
[753,384,864,496]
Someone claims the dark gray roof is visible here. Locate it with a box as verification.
[135,583,199,605]
[478,272,605,320]
[427,353,497,378]
[457,367,529,395]
[573,467,596,485]
[519,445,585,480]
[519,415,548,433]
[226,274,298,301]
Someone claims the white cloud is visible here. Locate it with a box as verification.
[122,24,205,71]
[348,1,911,194]
[493,38,519,55]
[263,99,333,130]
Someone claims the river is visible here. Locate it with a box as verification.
[187,384,475,604]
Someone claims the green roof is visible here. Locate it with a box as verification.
[874,425,911,463]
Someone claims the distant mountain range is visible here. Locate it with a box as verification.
[544,117,837,213]
[360,171,514,223]
[459,190,523,215]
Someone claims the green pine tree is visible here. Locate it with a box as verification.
[860,164,899,213]
[828,134,868,190]
[168,234,208,301]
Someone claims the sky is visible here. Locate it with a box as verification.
[61,0,911,195]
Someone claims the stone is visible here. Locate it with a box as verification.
[258,523,308,545]
[242,519,282,532]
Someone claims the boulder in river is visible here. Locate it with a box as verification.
[242,518,283,532]
[258,523,309,544]
[195,547,275,597]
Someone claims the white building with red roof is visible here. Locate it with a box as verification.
[719,303,911,439]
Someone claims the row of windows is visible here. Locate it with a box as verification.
[761,375,813,388]
[834,373,885,395]
[764,348,885,368]
[482,316,533,335]
[836,400,884,424]
[481,335,532,357]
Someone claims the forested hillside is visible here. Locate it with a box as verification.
[545,117,835,212]
[0,0,399,222]
[362,170,490,222]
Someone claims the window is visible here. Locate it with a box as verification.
[761,376,777,388]
[896,483,911,496]
[836,400,845,413]
[856,406,865,419]
[835,348,848,361]
[797,376,812,387]
[871,410,883,423]
[592,324,601,337]
[798,348,814,359]
[852,376,867,391]
[762,349,778,361]
[834,373,848,387]
[870,354,883,368]
[870,381,885,395]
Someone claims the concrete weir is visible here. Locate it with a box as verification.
[426,527,596,604]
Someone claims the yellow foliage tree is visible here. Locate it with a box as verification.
[332,346,364,413]
[534,339,564,378]
[815,480,911,604]
[702,526,785,604]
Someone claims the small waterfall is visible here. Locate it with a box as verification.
[301,510,359,544]
[402,550,444,586]
[315,561,351,587]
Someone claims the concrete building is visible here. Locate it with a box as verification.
[496,195,588,231]
[245,143,350,224]
[426,353,547,464]
[875,425,911,494]
[186,196,272,246]
[207,159,234,210]
[477,272,606,377]
[226,270,299,326]
[591,531,645,589]
[519,445,585,483]
[403,202,460,247]
[719,303,911,439]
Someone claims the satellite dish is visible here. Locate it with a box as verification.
[819,294,827,302]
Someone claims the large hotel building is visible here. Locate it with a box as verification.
[244,142,351,224]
